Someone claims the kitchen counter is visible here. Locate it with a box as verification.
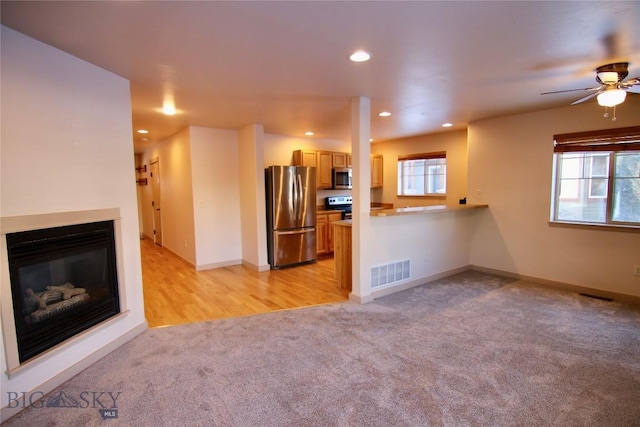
[369,204,488,217]
[317,208,338,214]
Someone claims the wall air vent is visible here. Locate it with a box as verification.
[371,260,410,289]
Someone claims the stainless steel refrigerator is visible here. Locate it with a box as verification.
[266,165,317,269]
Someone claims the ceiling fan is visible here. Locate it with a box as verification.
[541,62,640,108]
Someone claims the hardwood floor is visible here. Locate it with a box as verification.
[140,238,349,328]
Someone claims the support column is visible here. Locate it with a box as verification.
[350,97,372,302]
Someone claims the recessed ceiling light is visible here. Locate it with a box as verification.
[305,131,314,136]
[349,50,371,62]
[378,111,391,117]
[442,123,453,128]
[369,138,374,142]
[162,104,176,115]
[137,129,149,134]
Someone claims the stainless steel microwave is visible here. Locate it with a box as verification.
[332,168,352,190]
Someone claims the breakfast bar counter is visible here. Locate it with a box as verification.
[369,204,488,217]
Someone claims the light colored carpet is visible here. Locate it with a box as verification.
[3,271,640,426]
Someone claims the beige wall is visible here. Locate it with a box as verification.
[1,26,146,413]
[468,97,640,297]
[190,127,243,269]
[372,129,468,208]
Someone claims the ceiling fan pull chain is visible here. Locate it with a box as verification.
[603,106,609,118]
[612,105,617,121]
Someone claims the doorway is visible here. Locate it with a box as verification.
[150,157,162,246]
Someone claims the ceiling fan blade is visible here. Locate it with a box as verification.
[541,86,602,95]
[571,91,602,105]
[620,77,640,87]
[621,77,640,93]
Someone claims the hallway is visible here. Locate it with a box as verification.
[141,238,349,327]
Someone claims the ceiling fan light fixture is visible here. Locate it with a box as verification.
[597,89,627,107]
[596,71,619,84]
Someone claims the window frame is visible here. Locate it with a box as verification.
[587,153,609,199]
[397,151,447,197]
[550,126,640,229]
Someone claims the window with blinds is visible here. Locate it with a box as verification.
[551,126,640,226]
[397,152,446,196]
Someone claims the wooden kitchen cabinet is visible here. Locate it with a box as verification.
[316,211,343,255]
[292,149,333,189]
[332,152,348,168]
[327,212,342,252]
[316,151,333,189]
[316,214,328,254]
[292,149,316,167]
[371,154,383,188]
[333,222,352,291]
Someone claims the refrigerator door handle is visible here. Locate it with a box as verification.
[277,228,315,235]
[297,173,303,222]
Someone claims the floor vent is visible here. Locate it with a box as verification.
[579,293,613,302]
[371,260,410,289]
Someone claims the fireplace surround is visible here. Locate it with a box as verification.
[6,220,120,363]
[1,208,126,373]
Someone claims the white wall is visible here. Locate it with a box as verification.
[468,97,640,297]
[190,127,243,269]
[0,26,146,415]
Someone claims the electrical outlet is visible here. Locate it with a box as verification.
[634,265,640,276]
[476,189,483,200]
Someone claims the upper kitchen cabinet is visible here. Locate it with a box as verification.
[292,149,316,167]
[294,149,381,189]
[316,151,333,189]
[332,152,348,168]
[371,154,383,188]
[293,149,332,189]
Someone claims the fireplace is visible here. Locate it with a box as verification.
[5,219,121,364]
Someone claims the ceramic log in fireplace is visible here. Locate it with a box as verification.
[6,220,121,363]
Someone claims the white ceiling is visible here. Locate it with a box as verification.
[2,1,639,152]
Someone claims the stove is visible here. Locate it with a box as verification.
[325,196,352,220]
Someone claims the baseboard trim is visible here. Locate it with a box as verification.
[353,264,640,307]
[369,266,470,301]
[348,293,375,304]
[1,321,148,423]
[242,259,270,271]
[469,265,640,306]
[349,266,470,304]
[196,259,242,271]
